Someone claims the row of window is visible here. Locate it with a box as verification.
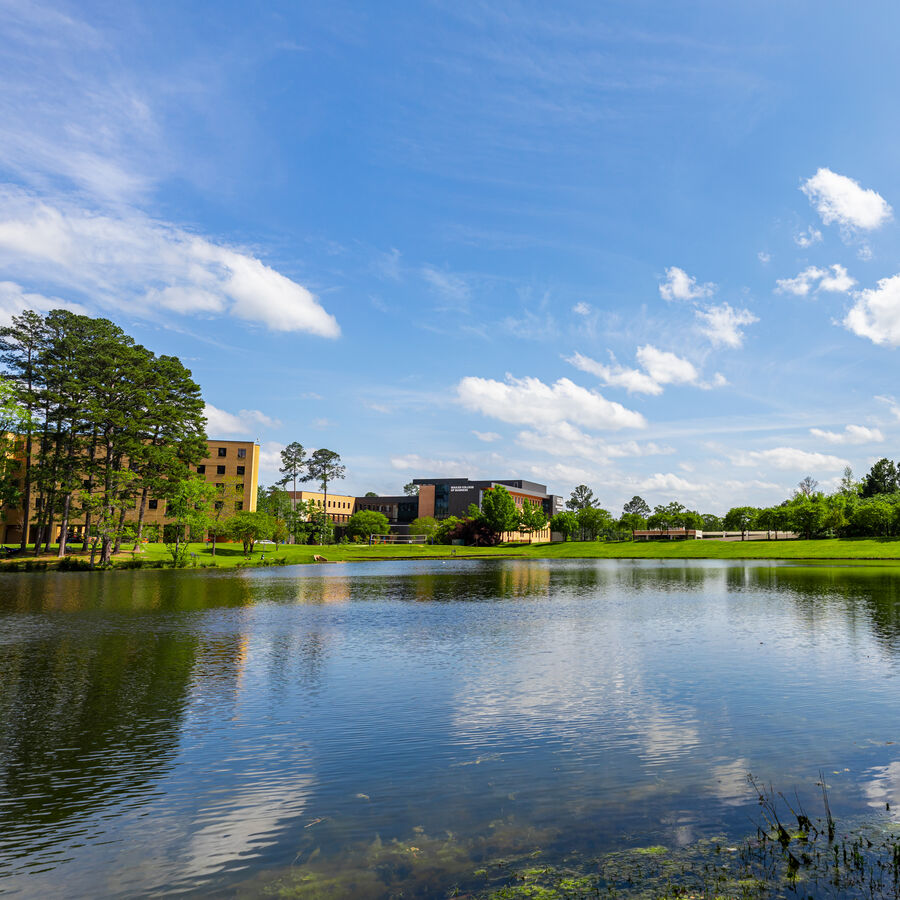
[147,499,244,511]
[216,447,247,459]
[198,464,246,476]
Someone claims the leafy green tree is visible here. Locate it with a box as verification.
[839,466,861,497]
[788,496,827,539]
[403,481,419,496]
[208,476,247,556]
[755,507,778,540]
[518,500,548,543]
[364,491,378,497]
[724,506,757,540]
[345,509,390,540]
[577,506,613,540]
[550,511,579,541]
[0,378,29,526]
[303,448,346,544]
[566,484,598,511]
[850,497,895,537]
[648,501,686,533]
[480,485,519,538]
[623,495,651,519]
[164,476,214,566]
[700,513,723,531]
[619,512,646,533]
[862,459,899,498]
[409,516,438,538]
[228,510,275,555]
[0,310,46,549]
[434,515,463,544]
[278,442,307,541]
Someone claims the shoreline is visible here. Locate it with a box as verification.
[4,537,900,572]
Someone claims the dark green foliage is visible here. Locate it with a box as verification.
[566,484,597,511]
[863,458,900,498]
[345,509,390,539]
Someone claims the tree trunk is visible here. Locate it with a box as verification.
[113,505,127,554]
[57,491,72,557]
[20,432,32,550]
[135,485,149,544]
[81,433,98,552]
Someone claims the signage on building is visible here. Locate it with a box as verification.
[450,485,473,492]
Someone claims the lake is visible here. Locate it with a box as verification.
[2,558,900,897]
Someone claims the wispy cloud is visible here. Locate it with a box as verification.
[776,264,855,297]
[204,403,281,436]
[567,345,726,394]
[695,303,757,347]
[809,424,883,445]
[0,188,340,336]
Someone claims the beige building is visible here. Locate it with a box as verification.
[1,439,260,544]
[285,490,356,524]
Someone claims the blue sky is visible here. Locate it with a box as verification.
[1,0,900,514]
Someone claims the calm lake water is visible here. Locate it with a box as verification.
[3,558,900,897]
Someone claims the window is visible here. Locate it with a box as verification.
[197,464,206,474]
[236,484,244,492]
[216,483,224,490]
[235,501,243,511]
[148,499,158,510]
[214,501,223,510]
[217,465,225,475]
[237,448,246,459]
[217,447,227,457]
[236,466,245,476]
[82,479,91,489]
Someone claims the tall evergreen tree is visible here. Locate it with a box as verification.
[0,311,47,549]
[303,448,345,544]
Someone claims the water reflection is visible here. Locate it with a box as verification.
[3,559,900,897]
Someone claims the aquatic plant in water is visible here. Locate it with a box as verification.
[255,777,900,899]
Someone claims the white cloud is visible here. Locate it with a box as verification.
[635,344,699,385]
[794,226,822,248]
[0,190,340,336]
[858,245,873,261]
[456,374,646,431]
[734,447,848,471]
[757,251,771,264]
[659,266,714,302]
[776,264,855,296]
[566,350,662,395]
[809,425,883,445]
[516,422,673,464]
[203,403,280,436]
[257,441,286,481]
[801,168,892,231]
[390,453,469,473]
[568,345,725,394]
[0,280,87,325]
[638,472,701,493]
[695,303,758,348]
[844,275,900,347]
[472,430,501,442]
[572,302,591,316]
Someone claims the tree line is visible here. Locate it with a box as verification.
[0,310,207,564]
[547,464,900,543]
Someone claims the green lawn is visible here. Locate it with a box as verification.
[6,536,900,570]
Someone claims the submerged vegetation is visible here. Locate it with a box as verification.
[252,778,900,899]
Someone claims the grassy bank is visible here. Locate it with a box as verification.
[5,536,900,571]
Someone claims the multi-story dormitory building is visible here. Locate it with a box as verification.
[1,439,260,544]
[1,455,560,544]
